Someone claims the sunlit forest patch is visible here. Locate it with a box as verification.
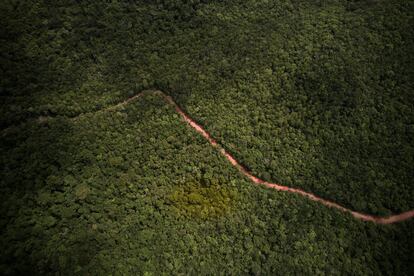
[168,179,238,219]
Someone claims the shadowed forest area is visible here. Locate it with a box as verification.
[1,0,413,275]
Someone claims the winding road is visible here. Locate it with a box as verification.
[3,90,414,224]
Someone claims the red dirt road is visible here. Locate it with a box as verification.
[157,91,414,224]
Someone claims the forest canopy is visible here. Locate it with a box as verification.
[1,0,413,275]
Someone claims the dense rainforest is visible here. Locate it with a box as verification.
[1,0,413,275]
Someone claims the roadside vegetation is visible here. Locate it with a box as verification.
[1,93,413,274]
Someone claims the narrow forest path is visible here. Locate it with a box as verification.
[3,90,414,224]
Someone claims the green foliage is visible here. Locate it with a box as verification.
[1,0,414,274]
[168,179,238,219]
[1,92,413,275]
